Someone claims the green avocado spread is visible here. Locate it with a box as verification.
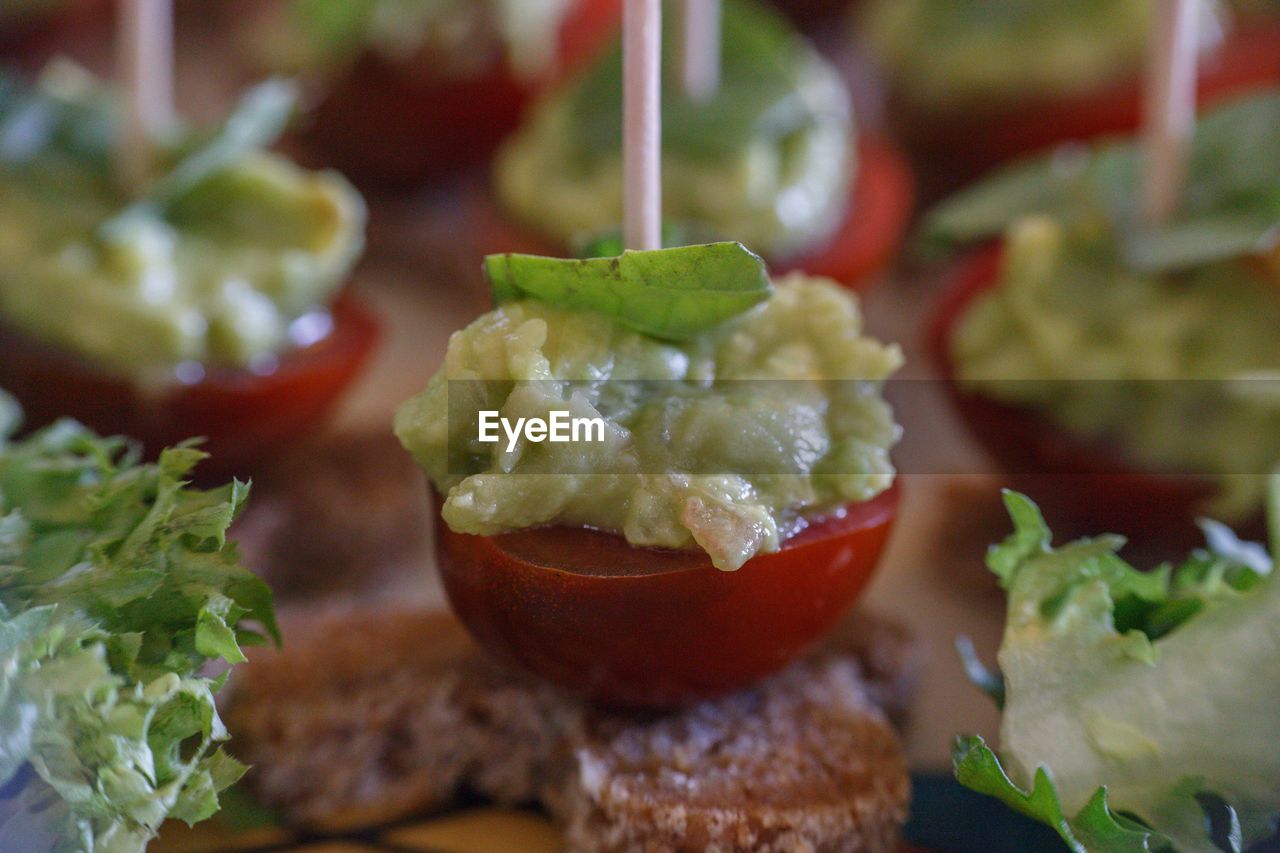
[931,91,1280,519]
[396,249,900,571]
[0,64,365,380]
[494,0,853,259]
[861,0,1225,111]
[954,218,1280,518]
[270,0,576,81]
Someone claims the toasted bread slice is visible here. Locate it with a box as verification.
[223,607,918,850]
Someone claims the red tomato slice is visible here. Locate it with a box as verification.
[0,292,379,481]
[899,21,1280,184]
[479,135,914,293]
[436,484,900,708]
[926,243,1221,547]
[302,0,621,188]
[0,0,110,70]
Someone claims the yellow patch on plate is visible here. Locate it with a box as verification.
[152,819,296,852]
[380,808,562,852]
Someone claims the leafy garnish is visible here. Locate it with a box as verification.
[919,91,1280,271]
[568,0,843,160]
[955,483,1280,851]
[145,78,297,208]
[0,393,277,852]
[954,736,1172,853]
[483,242,773,340]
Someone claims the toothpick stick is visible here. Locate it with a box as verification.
[1140,0,1198,226]
[624,0,662,251]
[680,0,720,103]
[117,0,174,191]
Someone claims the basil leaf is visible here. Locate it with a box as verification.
[568,0,840,161]
[0,66,116,172]
[920,92,1280,271]
[484,242,772,340]
[143,78,297,209]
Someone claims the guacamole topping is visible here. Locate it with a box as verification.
[861,0,1225,110]
[494,0,852,259]
[954,218,1280,517]
[396,246,901,571]
[273,0,576,81]
[0,64,365,380]
[929,92,1280,518]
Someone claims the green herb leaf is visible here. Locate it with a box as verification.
[484,242,773,340]
[0,403,278,852]
[568,0,845,161]
[919,92,1280,271]
[107,78,298,232]
[953,736,1170,853]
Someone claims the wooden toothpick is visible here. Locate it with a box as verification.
[117,0,174,191]
[624,0,662,251]
[1140,0,1198,226]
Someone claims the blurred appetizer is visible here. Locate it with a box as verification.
[226,605,918,849]
[955,487,1279,852]
[486,0,913,290]
[395,242,902,706]
[860,0,1280,181]
[924,90,1280,542]
[0,64,376,478]
[0,391,278,853]
[254,0,621,187]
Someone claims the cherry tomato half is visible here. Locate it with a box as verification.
[0,292,379,481]
[435,484,900,709]
[300,0,621,188]
[926,243,1219,546]
[896,21,1280,187]
[479,135,914,292]
[0,0,110,70]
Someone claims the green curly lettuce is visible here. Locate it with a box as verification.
[954,483,1280,852]
[0,392,278,853]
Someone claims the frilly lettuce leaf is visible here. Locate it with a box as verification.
[919,91,1280,272]
[0,398,277,852]
[955,484,1280,852]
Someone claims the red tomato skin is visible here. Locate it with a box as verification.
[479,135,914,292]
[895,22,1280,186]
[926,243,1220,546]
[0,0,110,70]
[301,0,621,188]
[435,484,899,709]
[0,293,379,481]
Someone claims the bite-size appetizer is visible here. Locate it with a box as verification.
[396,242,902,707]
[254,0,621,187]
[0,64,376,477]
[860,0,1280,181]
[486,0,913,291]
[924,90,1280,543]
[955,486,1279,852]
